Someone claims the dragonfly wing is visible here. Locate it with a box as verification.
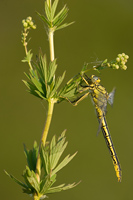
[96,100,107,136]
[96,109,106,136]
[108,88,116,107]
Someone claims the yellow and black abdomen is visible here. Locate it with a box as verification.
[100,116,122,182]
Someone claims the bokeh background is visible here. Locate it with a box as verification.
[1,0,133,199]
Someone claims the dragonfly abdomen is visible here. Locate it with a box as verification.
[101,116,122,182]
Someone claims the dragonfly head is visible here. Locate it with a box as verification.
[90,75,101,84]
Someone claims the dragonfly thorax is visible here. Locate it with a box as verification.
[90,75,101,84]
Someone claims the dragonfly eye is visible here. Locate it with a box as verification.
[91,75,100,83]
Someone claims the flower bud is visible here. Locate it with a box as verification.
[115,65,119,69]
[116,57,120,62]
[122,65,127,70]
[23,22,28,28]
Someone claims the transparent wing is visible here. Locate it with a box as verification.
[96,92,108,136]
[108,88,116,107]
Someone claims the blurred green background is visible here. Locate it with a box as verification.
[1,0,133,199]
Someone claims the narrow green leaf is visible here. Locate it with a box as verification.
[40,175,53,194]
[56,22,74,31]
[41,146,50,174]
[23,80,42,98]
[30,76,43,93]
[51,0,59,19]
[49,132,68,170]
[54,11,68,27]
[53,6,68,26]
[29,91,43,99]
[51,152,77,176]
[53,5,67,24]
[23,80,43,99]
[36,12,51,26]
[50,71,66,97]
[46,182,78,194]
[46,85,51,98]
[23,144,35,171]
[61,182,80,190]
[4,170,28,189]
[35,90,46,99]
[24,72,31,81]
[50,141,68,170]
[50,135,56,153]
[25,167,40,193]
[46,183,65,193]
[46,0,51,7]
[45,1,51,21]
[47,59,57,83]
[41,54,48,84]
[22,80,31,90]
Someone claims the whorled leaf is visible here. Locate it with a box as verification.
[23,53,66,102]
[46,182,80,194]
[51,152,77,176]
[4,170,29,191]
[51,0,59,20]
[37,0,73,31]
[24,141,39,171]
[5,131,79,198]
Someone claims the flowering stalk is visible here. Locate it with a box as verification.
[21,17,36,70]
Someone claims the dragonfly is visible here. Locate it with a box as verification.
[69,74,122,182]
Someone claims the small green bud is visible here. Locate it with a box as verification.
[24,42,27,46]
[118,54,122,58]
[122,65,127,70]
[29,21,33,26]
[125,55,129,60]
[124,59,127,63]
[115,65,119,69]
[27,16,32,21]
[22,19,26,24]
[116,57,120,62]
[107,63,110,67]
[32,25,36,29]
[112,64,116,68]
[23,22,28,28]
[26,17,31,23]
[120,57,124,61]
[121,61,125,65]
[122,53,125,57]
[22,32,28,37]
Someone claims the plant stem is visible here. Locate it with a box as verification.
[34,7,55,198]
[47,0,52,7]
[35,99,55,182]
[49,28,55,61]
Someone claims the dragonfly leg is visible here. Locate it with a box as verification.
[82,75,90,86]
[60,92,90,106]
[70,92,90,106]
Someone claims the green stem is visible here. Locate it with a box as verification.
[34,3,55,198]
[47,0,52,7]
[49,28,55,61]
[35,99,55,182]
